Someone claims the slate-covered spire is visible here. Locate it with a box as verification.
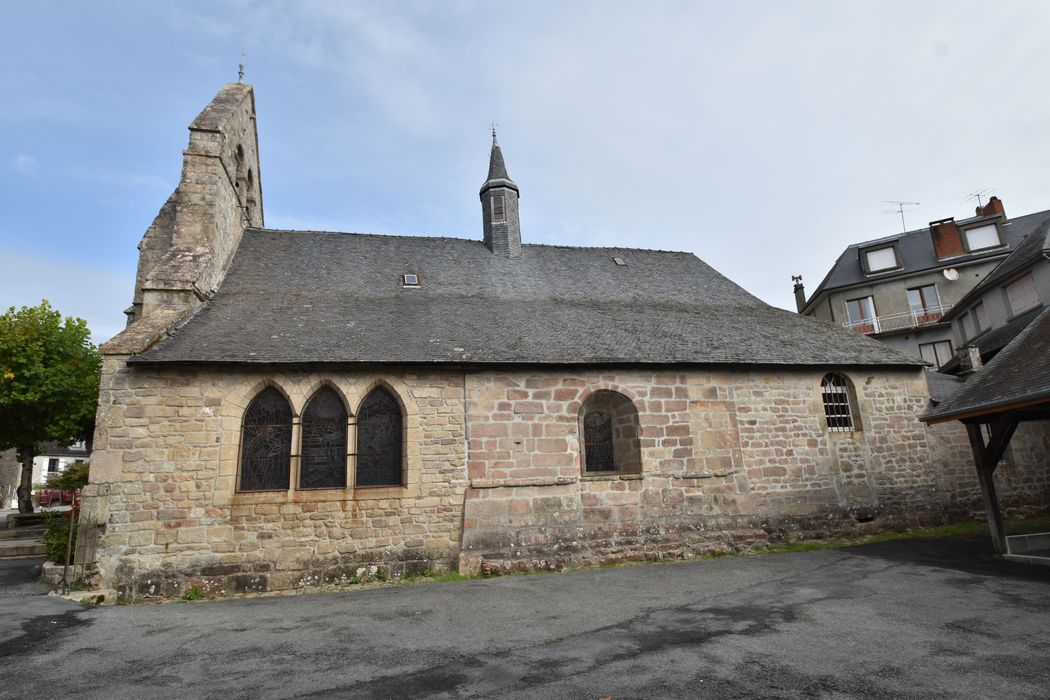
[480,129,521,257]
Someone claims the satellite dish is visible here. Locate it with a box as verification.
[943,268,960,281]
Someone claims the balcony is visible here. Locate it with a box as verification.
[843,304,952,335]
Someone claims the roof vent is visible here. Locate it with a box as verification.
[612,256,626,266]
[402,273,419,286]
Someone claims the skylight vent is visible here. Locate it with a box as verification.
[612,256,627,266]
[402,273,419,286]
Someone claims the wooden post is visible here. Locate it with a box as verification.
[965,415,1019,556]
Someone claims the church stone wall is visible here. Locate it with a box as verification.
[82,361,1050,596]
[83,358,467,598]
[459,368,1049,573]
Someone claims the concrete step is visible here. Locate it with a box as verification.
[0,539,47,558]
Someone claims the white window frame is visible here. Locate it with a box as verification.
[963,224,1001,251]
[864,246,898,273]
[844,296,880,333]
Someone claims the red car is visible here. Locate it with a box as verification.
[37,489,75,507]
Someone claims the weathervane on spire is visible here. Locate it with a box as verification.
[490,122,499,145]
[238,49,246,83]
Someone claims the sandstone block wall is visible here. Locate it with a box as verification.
[459,368,1050,572]
[83,358,467,598]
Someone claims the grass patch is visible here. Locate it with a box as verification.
[429,571,468,583]
[180,586,204,601]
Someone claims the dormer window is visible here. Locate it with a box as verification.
[491,194,506,223]
[402,273,419,287]
[862,245,899,274]
[963,224,1001,251]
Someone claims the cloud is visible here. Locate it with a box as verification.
[12,153,38,176]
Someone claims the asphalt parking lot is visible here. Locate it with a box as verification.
[2,536,1049,699]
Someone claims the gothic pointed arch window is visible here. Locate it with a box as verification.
[821,373,860,432]
[579,390,642,475]
[300,386,348,489]
[356,387,404,487]
[238,387,292,491]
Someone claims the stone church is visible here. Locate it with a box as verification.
[82,84,1049,597]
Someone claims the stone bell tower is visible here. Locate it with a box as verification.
[126,82,264,324]
[480,131,521,258]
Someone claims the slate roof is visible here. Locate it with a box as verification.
[925,305,1050,423]
[132,229,922,367]
[924,369,967,404]
[941,218,1050,321]
[803,209,1050,309]
[938,306,1045,374]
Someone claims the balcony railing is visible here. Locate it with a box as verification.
[842,304,952,335]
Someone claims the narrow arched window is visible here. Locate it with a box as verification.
[238,387,292,491]
[821,373,859,432]
[300,387,348,489]
[580,390,642,475]
[356,388,403,487]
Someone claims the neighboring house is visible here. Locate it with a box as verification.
[78,84,1050,598]
[796,197,1048,369]
[938,219,1050,373]
[31,441,90,487]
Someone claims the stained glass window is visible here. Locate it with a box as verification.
[584,411,615,472]
[356,388,403,487]
[238,387,292,491]
[300,387,348,489]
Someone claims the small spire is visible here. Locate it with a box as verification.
[491,122,498,146]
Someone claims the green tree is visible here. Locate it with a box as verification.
[0,301,101,513]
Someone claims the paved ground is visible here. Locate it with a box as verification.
[1,537,1049,699]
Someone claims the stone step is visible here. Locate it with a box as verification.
[6,513,49,529]
[0,539,47,558]
[0,526,47,540]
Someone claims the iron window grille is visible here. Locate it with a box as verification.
[821,373,856,432]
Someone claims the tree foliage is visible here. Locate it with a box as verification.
[0,301,101,511]
[0,300,101,448]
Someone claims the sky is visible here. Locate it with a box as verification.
[4,1,1050,344]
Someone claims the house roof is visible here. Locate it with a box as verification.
[802,209,1050,311]
[924,369,967,404]
[130,229,922,367]
[938,305,1044,374]
[924,305,1050,423]
[941,218,1050,321]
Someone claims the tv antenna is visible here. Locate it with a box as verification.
[883,200,920,233]
[966,188,994,208]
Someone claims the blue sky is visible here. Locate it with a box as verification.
[4,1,1050,343]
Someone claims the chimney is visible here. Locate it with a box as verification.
[956,345,983,375]
[792,275,806,312]
[929,217,964,259]
[976,195,1006,220]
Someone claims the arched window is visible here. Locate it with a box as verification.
[356,388,404,487]
[580,390,642,474]
[238,387,292,491]
[300,387,348,489]
[821,373,859,432]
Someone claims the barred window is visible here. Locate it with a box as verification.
[821,373,858,432]
[356,388,404,487]
[238,387,292,491]
[299,387,348,489]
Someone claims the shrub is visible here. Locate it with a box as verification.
[42,510,75,564]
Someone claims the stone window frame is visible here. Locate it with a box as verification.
[222,375,421,505]
[820,372,862,433]
[354,384,409,493]
[577,389,643,477]
[235,383,295,492]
